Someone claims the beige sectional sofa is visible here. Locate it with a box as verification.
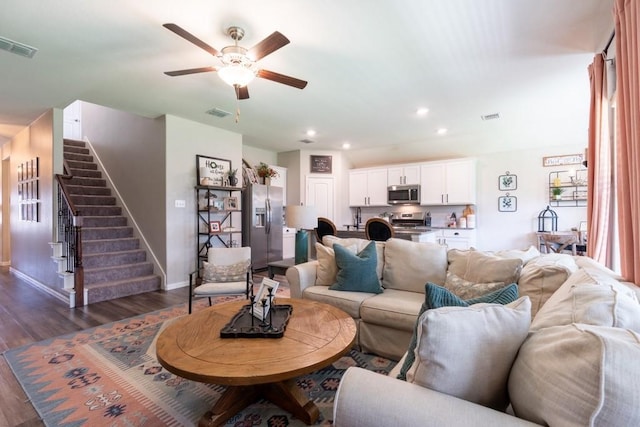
[286,236,640,426]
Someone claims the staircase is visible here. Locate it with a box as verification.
[60,139,161,304]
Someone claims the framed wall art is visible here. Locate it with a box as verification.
[197,155,231,186]
[310,155,332,173]
[498,172,517,191]
[498,194,517,212]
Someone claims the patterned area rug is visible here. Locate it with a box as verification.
[4,297,396,426]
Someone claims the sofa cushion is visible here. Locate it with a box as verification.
[397,283,520,382]
[447,249,523,285]
[323,235,385,280]
[509,323,640,426]
[517,253,578,318]
[531,267,640,332]
[315,242,357,286]
[493,245,541,265]
[302,286,373,318]
[360,288,424,331]
[330,241,383,294]
[382,238,448,292]
[405,296,531,411]
[443,271,506,300]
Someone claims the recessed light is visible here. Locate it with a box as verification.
[436,128,447,135]
[306,129,316,137]
[342,142,351,149]
[416,108,429,116]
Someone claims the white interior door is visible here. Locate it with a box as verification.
[63,100,82,140]
[306,176,335,220]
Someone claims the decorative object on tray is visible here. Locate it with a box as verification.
[498,171,517,191]
[498,193,517,212]
[220,278,290,338]
[255,162,279,185]
[197,155,232,186]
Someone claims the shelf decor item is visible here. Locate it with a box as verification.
[227,168,238,187]
[498,172,517,191]
[223,196,238,210]
[552,187,564,200]
[197,155,231,186]
[209,220,222,233]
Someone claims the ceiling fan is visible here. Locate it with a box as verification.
[163,23,307,100]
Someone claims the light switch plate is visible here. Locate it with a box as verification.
[175,199,186,208]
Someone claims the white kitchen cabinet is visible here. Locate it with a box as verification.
[282,227,296,259]
[387,165,421,185]
[349,168,388,206]
[432,228,476,250]
[420,159,476,205]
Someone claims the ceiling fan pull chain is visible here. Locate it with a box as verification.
[235,85,241,123]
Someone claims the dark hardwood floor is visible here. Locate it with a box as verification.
[0,267,279,426]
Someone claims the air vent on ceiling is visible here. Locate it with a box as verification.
[299,139,314,144]
[0,36,38,58]
[205,108,232,118]
[481,113,500,121]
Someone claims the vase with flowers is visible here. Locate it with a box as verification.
[255,162,279,185]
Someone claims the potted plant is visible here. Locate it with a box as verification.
[227,168,238,187]
[255,162,279,185]
[552,187,564,200]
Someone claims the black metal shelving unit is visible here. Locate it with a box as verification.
[195,185,244,270]
[548,170,587,207]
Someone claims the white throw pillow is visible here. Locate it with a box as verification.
[494,245,541,265]
[202,259,249,283]
[447,250,523,285]
[531,267,640,332]
[406,296,531,410]
[315,242,357,286]
[382,238,447,292]
[509,323,640,426]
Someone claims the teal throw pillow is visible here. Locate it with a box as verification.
[329,241,382,294]
[397,282,519,381]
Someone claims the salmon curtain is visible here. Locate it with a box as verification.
[614,0,640,284]
[586,54,613,266]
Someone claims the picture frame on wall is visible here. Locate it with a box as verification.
[197,155,231,187]
[310,155,332,173]
[498,195,517,212]
[498,173,517,191]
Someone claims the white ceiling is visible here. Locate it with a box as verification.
[0,0,613,167]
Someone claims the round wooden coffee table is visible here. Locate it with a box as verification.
[156,298,356,427]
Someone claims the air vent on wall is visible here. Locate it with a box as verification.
[0,36,38,58]
[205,108,232,118]
[299,139,314,144]
[481,113,500,121]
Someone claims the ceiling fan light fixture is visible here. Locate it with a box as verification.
[218,64,256,87]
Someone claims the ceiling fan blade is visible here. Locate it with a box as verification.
[163,23,220,57]
[257,69,308,89]
[235,85,250,100]
[164,66,218,77]
[248,32,290,61]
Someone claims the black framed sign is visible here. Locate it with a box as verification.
[197,155,231,186]
[310,155,332,173]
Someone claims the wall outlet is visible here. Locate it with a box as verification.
[175,199,186,208]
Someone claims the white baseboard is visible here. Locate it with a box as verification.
[165,280,188,291]
[9,268,68,304]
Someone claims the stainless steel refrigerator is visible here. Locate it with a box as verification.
[242,184,284,270]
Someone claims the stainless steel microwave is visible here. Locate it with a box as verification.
[387,184,420,205]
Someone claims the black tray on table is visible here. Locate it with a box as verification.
[220,304,293,338]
